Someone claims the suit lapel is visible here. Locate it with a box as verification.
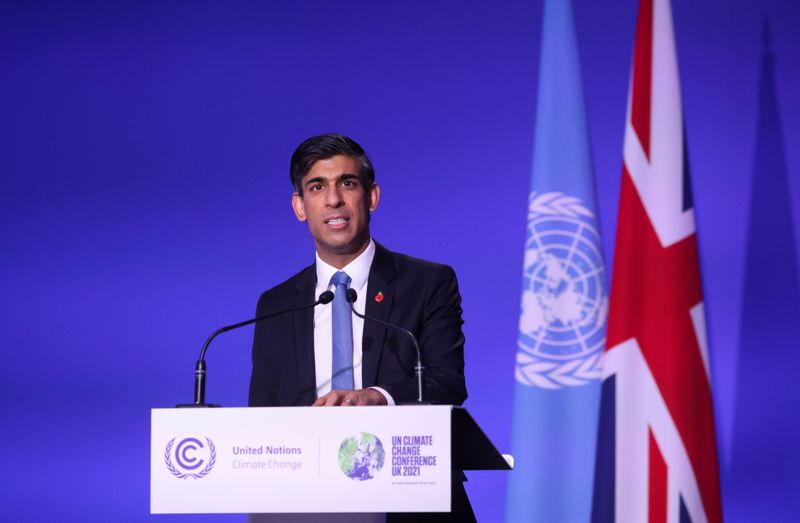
[362,242,396,387]
[293,265,317,404]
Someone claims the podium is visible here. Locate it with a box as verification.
[151,405,511,514]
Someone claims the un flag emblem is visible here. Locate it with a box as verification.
[516,192,607,389]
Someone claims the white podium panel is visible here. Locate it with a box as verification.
[150,406,452,514]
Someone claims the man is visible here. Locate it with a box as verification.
[248,133,472,521]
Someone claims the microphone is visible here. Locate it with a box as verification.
[345,289,427,404]
[178,290,335,408]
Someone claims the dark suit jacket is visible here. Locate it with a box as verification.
[248,242,467,407]
[247,242,475,520]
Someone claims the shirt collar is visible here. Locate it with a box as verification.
[315,238,375,292]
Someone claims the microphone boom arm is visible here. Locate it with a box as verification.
[180,291,334,408]
[345,289,426,404]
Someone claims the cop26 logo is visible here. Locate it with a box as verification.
[516,192,607,389]
[338,433,385,481]
[164,437,216,479]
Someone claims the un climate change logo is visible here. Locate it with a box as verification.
[516,192,607,389]
[338,432,385,481]
[164,437,216,479]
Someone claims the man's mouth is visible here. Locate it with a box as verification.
[325,216,349,225]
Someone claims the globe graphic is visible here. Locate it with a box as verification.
[518,214,607,361]
[338,432,385,480]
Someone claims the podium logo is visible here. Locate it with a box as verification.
[164,437,216,479]
[338,432,385,481]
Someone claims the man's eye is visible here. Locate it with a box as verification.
[309,184,324,192]
[341,179,357,187]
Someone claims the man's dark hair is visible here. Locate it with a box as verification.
[289,133,375,195]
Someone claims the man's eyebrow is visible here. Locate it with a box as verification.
[303,176,325,186]
[304,173,359,186]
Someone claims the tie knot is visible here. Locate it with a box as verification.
[331,271,351,289]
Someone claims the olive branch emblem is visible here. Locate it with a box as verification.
[516,191,607,389]
[528,191,593,219]
[164,437,216,479]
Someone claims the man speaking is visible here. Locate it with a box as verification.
[248,133,472,520]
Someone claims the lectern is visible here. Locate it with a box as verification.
[151,405,511,514]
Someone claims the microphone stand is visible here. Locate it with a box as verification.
[345,289,427,404]
[177,291,334,408]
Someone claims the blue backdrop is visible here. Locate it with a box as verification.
[1,1,798,521]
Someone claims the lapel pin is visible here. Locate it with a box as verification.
[374,291,384,303]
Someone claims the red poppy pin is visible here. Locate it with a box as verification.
[374,291,384,303]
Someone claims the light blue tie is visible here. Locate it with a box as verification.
[331,271,354,390]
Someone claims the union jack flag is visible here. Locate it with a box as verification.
[591,0,723,522]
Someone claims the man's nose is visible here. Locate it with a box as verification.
[325,185,344,207]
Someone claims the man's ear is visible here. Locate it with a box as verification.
[368,184,380,212]
[292,192,307,222]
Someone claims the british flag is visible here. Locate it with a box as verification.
[591,0,723,522]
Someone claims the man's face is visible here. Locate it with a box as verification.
[291,155,380,267]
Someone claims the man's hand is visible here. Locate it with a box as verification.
[312,388,388,407]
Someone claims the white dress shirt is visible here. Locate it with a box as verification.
[313,239,393,404]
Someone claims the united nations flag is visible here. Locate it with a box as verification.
[505,1,607,521]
